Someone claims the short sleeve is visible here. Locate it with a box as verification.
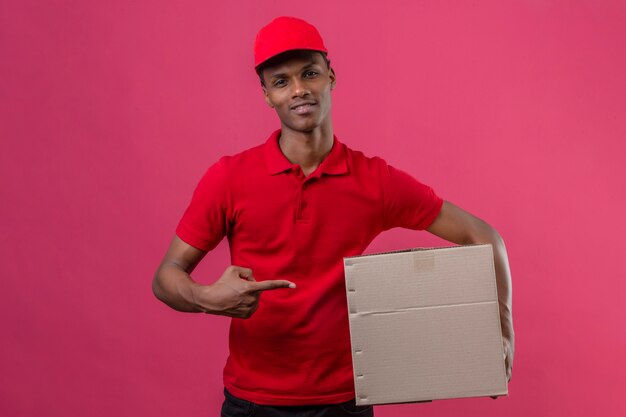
[381,163,443,231]
[175,159,230,251]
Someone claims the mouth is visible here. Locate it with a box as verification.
[290,101,317,115]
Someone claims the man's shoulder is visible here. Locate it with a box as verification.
[212,142,266,171]
[342,141,388,172]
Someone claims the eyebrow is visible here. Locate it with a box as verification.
[269,61,318,79]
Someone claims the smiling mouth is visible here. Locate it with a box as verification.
[291,103,316,114]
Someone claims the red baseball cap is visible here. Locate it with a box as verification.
[254,16,328,70]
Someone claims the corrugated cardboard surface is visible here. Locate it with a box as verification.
[344,244,508,405]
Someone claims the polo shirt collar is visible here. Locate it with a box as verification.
[264,129,348,176]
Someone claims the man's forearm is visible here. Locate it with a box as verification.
[152,263,204,313]
[469,227,515,372]
[490,233,514,344]
[467,228,514,328]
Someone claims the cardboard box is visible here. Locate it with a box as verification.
[343,244,508,405]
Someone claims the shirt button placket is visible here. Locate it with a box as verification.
[296,178,312,222]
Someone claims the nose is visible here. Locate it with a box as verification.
[291,78,310,98]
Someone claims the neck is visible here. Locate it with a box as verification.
[278,123,334,175]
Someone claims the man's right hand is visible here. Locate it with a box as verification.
[153,236,295,317]
[191,266,296,319]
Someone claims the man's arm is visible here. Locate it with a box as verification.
[152,235,296,318]
[426,201,515,381]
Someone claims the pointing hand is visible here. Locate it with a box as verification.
[192,265,296,318]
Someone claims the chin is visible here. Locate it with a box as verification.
[296,125,320,134]
[284,121,320,134]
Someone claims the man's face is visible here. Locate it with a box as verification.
[261,51,336,134]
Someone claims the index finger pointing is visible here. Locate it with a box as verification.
[250,280,296,292]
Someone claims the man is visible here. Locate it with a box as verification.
[153,16,514,417]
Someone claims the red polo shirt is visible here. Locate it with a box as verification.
[176,129,443,406]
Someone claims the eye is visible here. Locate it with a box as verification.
[304,70,319,78]
[273,79,287,88]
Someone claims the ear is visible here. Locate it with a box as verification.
[329,68,337,90]
[263,87,275,108]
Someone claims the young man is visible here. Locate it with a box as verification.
[153,16,514,417]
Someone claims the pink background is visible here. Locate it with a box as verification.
[2,1,625,416]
